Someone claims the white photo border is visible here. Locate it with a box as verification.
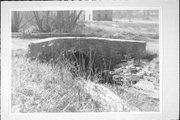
[1,1,179,120]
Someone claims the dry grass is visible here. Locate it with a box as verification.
[11,49,159,113]
[11,50,107,113]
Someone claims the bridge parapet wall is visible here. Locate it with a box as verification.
[28,37,146,69]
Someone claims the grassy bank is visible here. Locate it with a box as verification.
[11,50,107,113]
[11,49,159,112]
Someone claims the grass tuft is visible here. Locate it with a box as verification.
[142,51,158,61]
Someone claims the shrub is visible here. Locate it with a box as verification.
[142,51,158,61]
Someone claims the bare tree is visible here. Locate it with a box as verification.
[45,11,51,32]
[33,11,52,32]
[11,11,22,32]
[56,10,83,33]
[72,10,83,28]
[33,11,45,32]
[143,10,151,20]
[56,11,64,32]
[12,10,83,33]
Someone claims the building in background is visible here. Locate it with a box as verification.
[81,10,113,21]
[83,10,93,21]
[93,10,113,21]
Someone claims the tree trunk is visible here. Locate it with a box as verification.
[46,11,51,32]
[12,11,22,32]
[57,11,64,32]
[72,10,82,28]
[56,10,82,33]
[33,11,45,32]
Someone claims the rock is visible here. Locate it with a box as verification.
[131,80,138,85]
[131,75,141,81]
[134,80,155,90]
[112,75,123,82]
[127,60,134,65]
[136,73,144,79]
[136,67,142,71]
[113,75,121,79]
[114,81,123,86]
[113,68,123,74]
[129,67,138,74]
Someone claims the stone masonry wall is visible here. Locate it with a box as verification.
[27,37,146,69]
